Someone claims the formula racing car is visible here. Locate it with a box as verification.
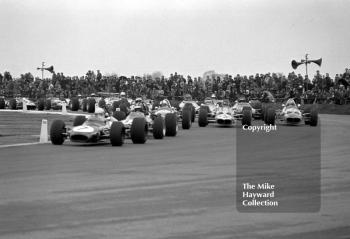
[266,98,318,126]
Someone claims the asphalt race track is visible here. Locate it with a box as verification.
[0,114,350,238]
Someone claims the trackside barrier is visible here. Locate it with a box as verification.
[39,119,49,143]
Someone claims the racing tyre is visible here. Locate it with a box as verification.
[82,99,88,112]
[184,103,195,122]
[119,103,128,115]
[71,97,80,111]
[165,113,178,136]
[153,116,164,139]
[113,111,126,121]
[266,108,276,125]
[110,121,124,146]
[112,101,120,112]
[303,105,311,125]
[242,107,252,126]
[87,98,96,113]
[73,115,86,126]
[45,99,51,110]
[50,120,66,145]
[263,106,270,124]
[131,118,147,144]
[310,108,318,126]
[0,98,5,109]
[182,108,191,129]
[37,99,45,111]
[9,98,16,110]
[98,99,106,108]
[198,107,208,127]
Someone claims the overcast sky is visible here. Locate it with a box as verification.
[1,0,349,79]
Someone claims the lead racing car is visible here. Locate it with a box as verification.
[49,106,167,146]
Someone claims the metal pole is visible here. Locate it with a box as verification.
[41,62,45,81]
[305,54,308,78]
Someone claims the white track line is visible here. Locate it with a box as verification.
[0,109,87,116]
[0,142,48,149]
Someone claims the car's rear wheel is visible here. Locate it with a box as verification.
[184,103,195,122]
[112,101,120,112]
[263,106,270,124]
[182,108,191,129]
[0,98,5,109]
[153,116,164,139]
[198,107,208,127]
[50,120,66,145]
[82,99,88,112]
[131,118,147,144]
[9,98,16,110]
[242,107,252,126]
[98,99,106,108]
[87,98,96,113]
[310,107,318,126]
[119,103,128,115]
[71,97,80,111]
[37,99,45,111]
[165,113,178,136]
[45,99,51,110]
[73,116,86,126]
[266,108,276,125]
[110,121,124,146]
[113,111,126,121]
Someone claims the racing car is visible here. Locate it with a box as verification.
[150,99,179,136]
[50,106,163,146]
[212,102,235,126]
[198,97,222,123]
[7,97,36,110]
[178,94,200,126]
[113,101,178,143]
[267,98,318,126]
[198,100,252,127]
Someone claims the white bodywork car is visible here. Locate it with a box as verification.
[215,106,236,126]
[274,98,318,126]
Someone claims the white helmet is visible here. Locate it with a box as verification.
[211,93,216,99]
[94,107,105,117]
[134,105,142,112]
[160,100,168,107]
[120,92,126,97]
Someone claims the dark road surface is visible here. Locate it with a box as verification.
[0,114,349,238]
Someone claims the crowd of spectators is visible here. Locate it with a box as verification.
[0,68,349,104]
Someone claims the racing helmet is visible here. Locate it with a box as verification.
[135,97,142,104]
[120,92,126,97]
[285,99,296,107]
[160,100,168,107]
[134,105,143,112]
[94,107,105,118]
[211,93,216,99]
